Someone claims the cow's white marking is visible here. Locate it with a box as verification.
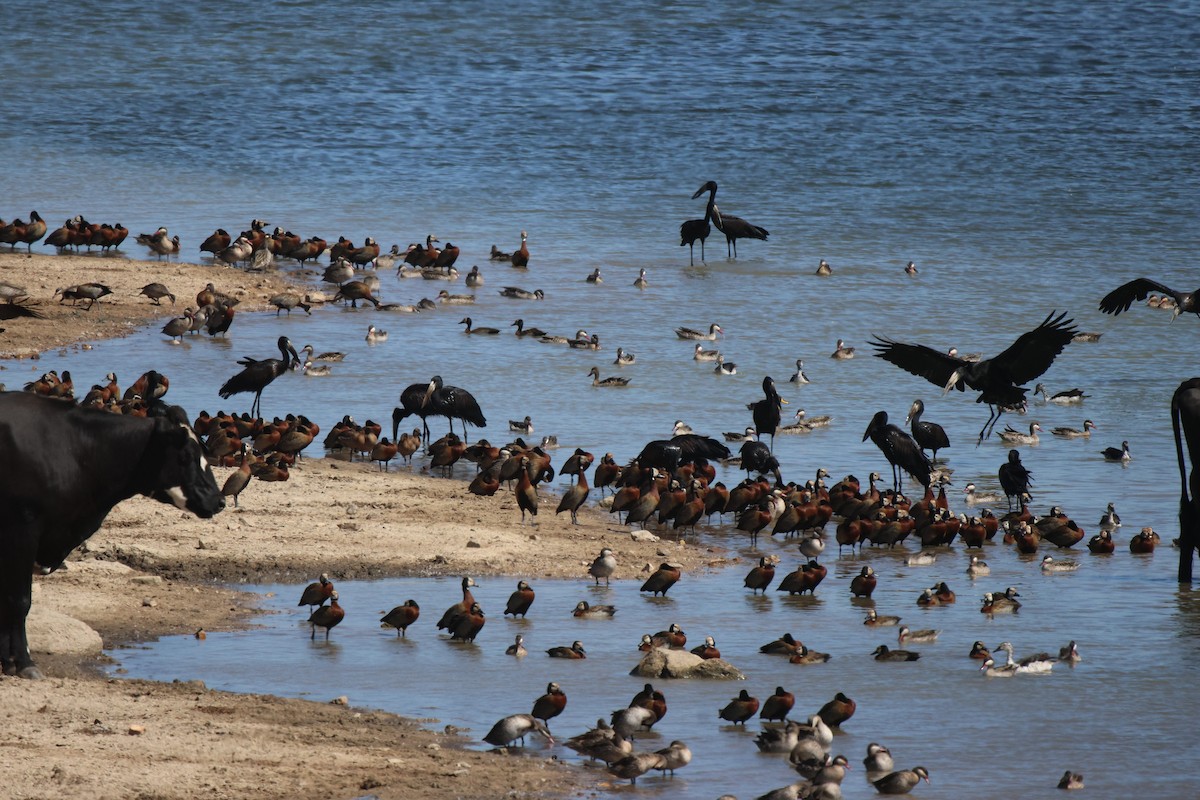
[165,486,188,510]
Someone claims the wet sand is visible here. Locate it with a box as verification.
[0,251,728,800]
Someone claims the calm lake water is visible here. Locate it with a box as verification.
[4,1,1199,797]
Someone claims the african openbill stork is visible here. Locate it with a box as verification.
[218,336,300,418]
[1100,278,1200,320]
[680,183,716,266]
[747,376,785,451]
[633,433,729,473]
[870,311,1078,443]
[998,449,1033,509]
[739,438,782,485]
[422,375,486,443]
[905,399,950,462]
[863,410,932,493]
[692,181,769,258]
[393,382,437,447]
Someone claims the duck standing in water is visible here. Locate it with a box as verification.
[379,599,420,636]
[718,689,760,725]
[483,714,552,748]
[307,591,344,640]
[530,682,567,730]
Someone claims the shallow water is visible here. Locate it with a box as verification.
[113,551,1197,800]
[4,1,1200,796]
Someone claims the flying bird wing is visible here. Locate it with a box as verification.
[986,311,1077,387]
[1098,277,1177,315]
[870,337,967,391]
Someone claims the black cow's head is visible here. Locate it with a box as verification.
[145,409,225,518]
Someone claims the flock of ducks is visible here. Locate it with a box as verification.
[8,201,1180,796]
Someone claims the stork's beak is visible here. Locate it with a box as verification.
[422,379,436,408]
[942,369,961,395]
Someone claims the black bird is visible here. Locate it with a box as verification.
[634,434,730,473]
[905,399,950,462]
[218,336,300,417]
[739,439,781,484]
[669,433,731,463]
[680,183,717,266]
[998,449,1033,509]
[422,375,486,443]
[863,410,932,492]
[870,311,1078,443]
[393,382,438,446]
[1101,440,1131,462]
[747,376,785,451]
[692,181,769,258]
[1099,278,1199,320]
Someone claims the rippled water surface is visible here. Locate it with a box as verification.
[4,1,1200,797]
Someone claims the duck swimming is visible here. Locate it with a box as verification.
[460,317,500,335]
[633,268,648,288]
[1041,555,1080,573]
[788,358,810,384]
[998,421,1041,445]
[873,644,920,662]
[573,600,616,618]
[897,625,939,644]
[675,322,723,340]
[588,367,631,387]
[714,354,737,375]
[365,325,387,342]
[1101,440,1131,462]
[864,609,901,626]
[966,556,991,577]
[1051,419,1096,438]
[1035,383,1089,404]
[963,483,1001,503]
[815,259,832,276]
[499,286,544,300]
[693,343,721,361]
[830,338,855,359]
[614,347,636,365]
[546,640,587,659]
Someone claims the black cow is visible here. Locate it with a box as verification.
[1172,378,1200,582]
[0,393,225,678]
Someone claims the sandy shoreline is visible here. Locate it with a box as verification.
[1,251,730,800]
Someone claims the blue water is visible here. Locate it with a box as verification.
[4,1,1200,797]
